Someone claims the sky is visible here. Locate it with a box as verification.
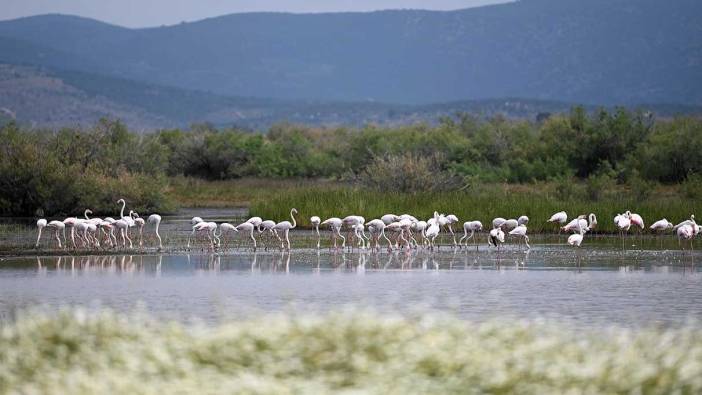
[0,0,513,28]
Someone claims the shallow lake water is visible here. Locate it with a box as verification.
[1,243,700,328]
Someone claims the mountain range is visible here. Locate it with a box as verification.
[0,0,700,130]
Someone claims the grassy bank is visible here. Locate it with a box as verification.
[245,181,702,234]
[1,308,701,394]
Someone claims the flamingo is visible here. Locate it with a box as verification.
[425,213,440,250]
[412,220,429,248]
[131,212,146,248]
[615,211,632,250]
[190,221,219,250]
[518,216,529,226]
[342,215,365,250]
[63,217,80,249]
[117,199,135,236]
[629,211,645,248]
[258,220,278,250]
[650,218,674,249]
[191,217,203,225]
[235,221,257,251]
[147,214,163,250]
[445,214,460,247]
[246,217,263,228]
[310,216,321,249]
[35,219,65,249]
[113,218,132,249]
[548,211,568,237]
[650,218,674,232]
[273,208,298,250]
[386,221,406,250]
[677,224,695,251]
[568,220,587,270]
[459,221,483,250]
[321,217,345,249]
[492,217,507,230]
[501,219,518,232]
[381,214,400,225]
[488,227,505,250]
[509,224,530,250]
[98,219,116,248]
[367,219,392,251]
[217,222,237,249]
[398,218,415,249]
[562,214,597,234]
[35,219,47,248]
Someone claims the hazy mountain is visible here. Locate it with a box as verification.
[1,0,700,106]
[2,63,699,131]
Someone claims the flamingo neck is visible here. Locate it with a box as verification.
[290,209,297,229]
[119,200,125,219]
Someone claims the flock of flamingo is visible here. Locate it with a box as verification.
[34,200,701,253]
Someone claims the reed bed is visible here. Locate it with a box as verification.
[1,308,701,394]
[250,184,702,234]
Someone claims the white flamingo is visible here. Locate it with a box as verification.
[190,221,219,250]
[147,214,163,250]
[381,214,400,225]
[548,211,568,237]
[459,221,483,250]
[615,211,632,250]
[488,227,505,250]
[310,216,321,249]
[35,219,65,249]
[273,208,298,250]
[217,222,237,249]
[258,220,278,250]
[367,219,392,251]
[235,221,257,251]
[321,217,345,249]
[425,212,441,250]
[445,214,460,247]
[509,224,530,250]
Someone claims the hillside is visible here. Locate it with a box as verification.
[1,63,700,131]
[0,0,700,106]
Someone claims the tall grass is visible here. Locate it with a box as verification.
[1,308,701,394]
[250,183,702,233]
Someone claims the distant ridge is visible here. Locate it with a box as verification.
[0,63,699,131]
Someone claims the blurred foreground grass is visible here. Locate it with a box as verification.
[1,308,701,394]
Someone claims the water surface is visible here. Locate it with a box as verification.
[1,245,700,328]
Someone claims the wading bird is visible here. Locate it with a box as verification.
[459,221,483,250]
[614,211,632,250]
[509,224,530,250]
[217,222,237,249]
[445,214,460,247]
[425,213,441,250]
[310,216,321,249]
[488,227,505,250]
[147,214,163,250]
[235,221,257,251]
[321,217,345,249]
[273,208,298,250]
[548,211,568,237]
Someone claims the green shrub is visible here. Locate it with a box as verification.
[358,153,463,193]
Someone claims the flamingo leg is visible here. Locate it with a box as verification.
[35,227,43,248]
[55,229,62,249]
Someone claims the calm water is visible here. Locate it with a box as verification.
[1,245,700,328]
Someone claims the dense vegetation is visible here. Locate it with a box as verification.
[1,108,701,217]
[145,108,702,184]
